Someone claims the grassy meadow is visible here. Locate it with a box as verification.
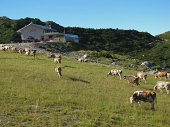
[0,51,170,127]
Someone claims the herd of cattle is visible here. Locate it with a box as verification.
[1,44,170,110]
[0,44,63,78]
[106,69,170,109]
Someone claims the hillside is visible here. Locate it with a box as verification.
[156,31,170,41]
[1,51,170,126]
[1,16,170,69]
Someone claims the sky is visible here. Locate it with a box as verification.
[0,0,170,36]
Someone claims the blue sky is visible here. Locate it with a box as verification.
[0,0,169,36]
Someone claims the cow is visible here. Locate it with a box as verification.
[77,57,88,62]
[18,48,25,55]
[54,54,61,64]
[130,91,156,109]
[25,50,37,58]
[124,75,139,86]
[106,69,122,80]
[136,71,147,84]
[54,57,61,64]
[55,66,62,78]
[153,81,170,94]
[155,71,167,80]
[9,46,17,52]
[4,45,10,51]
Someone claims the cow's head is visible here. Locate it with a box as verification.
[144,74,147,80]
[130,96,134,104]
[130,93,138,104]
[106,71,111,77]
[155,73,158,78]
[153,85,157,91]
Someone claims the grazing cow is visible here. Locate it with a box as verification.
[106,69,122,80]
[136,71,147,84]
[130,91,156,109]
[54,54,61,64]
[25,50,37,58]
[18,48,25,55]
[124,75,139,86]
[54,57,61,64]
[4,45,10,51]
[155,71,167,80]
[55,66,62,78]
[77,57,88,62]
[153,81,170,94]
[10,46,17,52]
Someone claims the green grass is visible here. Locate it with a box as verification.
[0,51,170,127]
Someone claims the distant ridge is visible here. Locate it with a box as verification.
[156,31,170,40]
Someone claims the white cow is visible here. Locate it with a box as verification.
[54,57,61,64]
[106,69,122,80]
[55,66,62,78]
[136,71,147,84]
[4,45,10,51]
[153,81,170,94]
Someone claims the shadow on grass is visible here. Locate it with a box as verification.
[68,77,90,84]
[63,65,75,68]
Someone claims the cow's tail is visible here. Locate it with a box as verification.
[166,73,168,80]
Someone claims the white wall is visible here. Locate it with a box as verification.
[20,25,44,40]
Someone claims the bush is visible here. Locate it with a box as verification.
[64,42,80,51]
[90,51,112,58]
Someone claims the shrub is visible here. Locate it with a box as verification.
[90,51,112,58]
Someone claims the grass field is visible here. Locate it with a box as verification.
[0,51,170,127]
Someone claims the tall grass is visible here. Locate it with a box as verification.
[0,51,170,127]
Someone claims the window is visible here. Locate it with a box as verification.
[49,35,52,39]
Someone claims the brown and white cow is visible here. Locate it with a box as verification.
[10,46,17,52]
[54,57,61,64]
[54,54,61,64]
[18,48,25,55]
[155,71,167,80]
[124,75,139,86]
[153,81,170,94]
[106,69,122,80]
[25,50,37,58]
[55,66,62,78]
[130,91,156,109]
[136,71,147,84]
